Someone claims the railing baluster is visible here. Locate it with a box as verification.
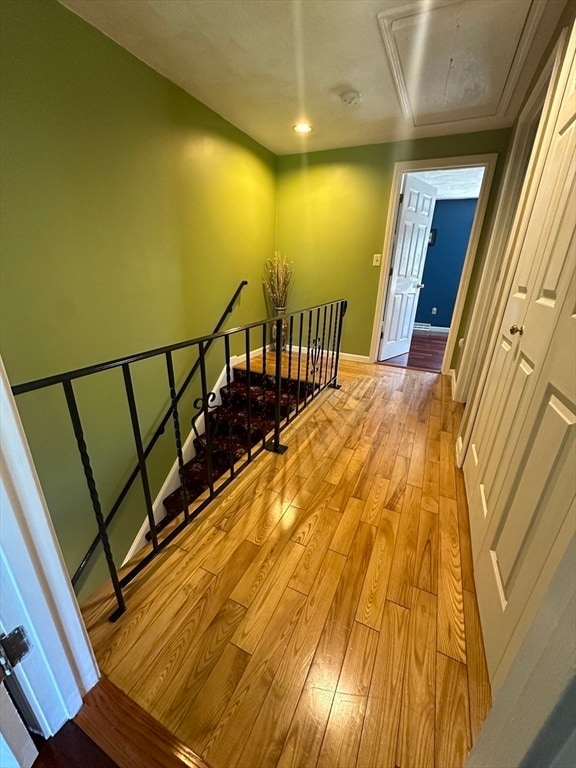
[311,307,321,399]
[122,364,159,552]
[62,380,126,620]
[265,317,288,454]
[198,341,215,497]
[330,300,347,389]
[326,303,335,385]
[261,323,268,449]
[304,310,312,407]
[224,336,234,480]
[166,352,190,524]
[286,315,294,424]
[295,313,304,416]
[245,328,252,461]
[319,305,328,388]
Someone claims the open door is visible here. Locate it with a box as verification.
[378,175,437,360]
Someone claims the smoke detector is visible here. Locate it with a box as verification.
[340,89,362,107]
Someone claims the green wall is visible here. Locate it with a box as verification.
[0,0,276,597]
[276,130,512,358]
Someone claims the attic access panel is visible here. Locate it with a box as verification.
[379,0,542,127]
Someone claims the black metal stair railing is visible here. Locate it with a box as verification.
[72,280,247,586]
[11,297,348,620]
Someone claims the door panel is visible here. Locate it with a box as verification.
[465,26,576,683]
[379,175,437,360]
[466,34,576,557]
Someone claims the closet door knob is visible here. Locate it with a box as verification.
[510,324,524,336]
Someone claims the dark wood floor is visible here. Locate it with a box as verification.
[32,721,119,768]
[381,329,448,373]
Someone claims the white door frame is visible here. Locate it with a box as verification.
[369,154,498,377]
[0,356,98,738]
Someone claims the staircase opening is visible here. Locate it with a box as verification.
[11,295,348,620]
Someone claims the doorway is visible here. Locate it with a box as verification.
[380,168,483,372]
[369,154,497,375]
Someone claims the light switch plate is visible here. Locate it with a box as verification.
[373,253,381,267]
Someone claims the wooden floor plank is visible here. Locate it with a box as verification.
[329,497,366,556]
[387,485,421,609]
[355,508,399,630]
[361,474,390,526]
[357,601,410,768]
[289,513,342,598]
[383,454,410,513]
[316,693,366,768]
[121,541,257,708]
[306,523,376,693]
[437,496,467,664]
[397,588,437,768]
[436,653,471,768]
[336,621,379,696]
[439,430,457,500]
[422,459,440,515]
[232,540,305,653]
[463,589,492,743]
[275,684,335,768]
[237,550,347,768]
[456,469,476,593]
[203,589,306,768]
[415,506,439,595]
[230,503,308,607]
[176,642,251,752]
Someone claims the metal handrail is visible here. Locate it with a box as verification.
[66,280,248,585]
[12,295,348,620]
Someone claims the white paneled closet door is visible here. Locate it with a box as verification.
[464,23,576,690]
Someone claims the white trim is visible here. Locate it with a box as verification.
[339,352,371,363]
[0,356,99,737]
[449,367,457,394]
[413,323,450,335]
[369,155,498,378]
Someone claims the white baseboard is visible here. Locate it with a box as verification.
[339,352,370,363]
[230,346,264,366]
[413,323,450,335]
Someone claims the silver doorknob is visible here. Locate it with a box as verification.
[510,324,524,336]
[416,283,425,289]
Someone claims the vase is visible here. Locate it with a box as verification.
[271,306,288,351]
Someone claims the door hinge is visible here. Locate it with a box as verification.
[0,626,31,679]
[399,193,404,204]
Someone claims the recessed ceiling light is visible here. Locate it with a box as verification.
[293,123,312,134]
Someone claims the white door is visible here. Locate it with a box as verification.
[0,357,99,739]
[464,26,575,687]
[378,175,437,360]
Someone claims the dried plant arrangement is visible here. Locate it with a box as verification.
[263,251,293,310]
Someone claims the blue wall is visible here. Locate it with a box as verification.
[415,198,477,328]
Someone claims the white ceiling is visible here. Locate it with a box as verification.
[58,0,567,155]
[411,167,485,199]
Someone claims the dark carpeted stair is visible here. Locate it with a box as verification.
[149,368,316,538]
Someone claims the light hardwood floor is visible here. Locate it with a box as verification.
[82,360,491,768]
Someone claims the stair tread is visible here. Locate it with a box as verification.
[155,368,313,534]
